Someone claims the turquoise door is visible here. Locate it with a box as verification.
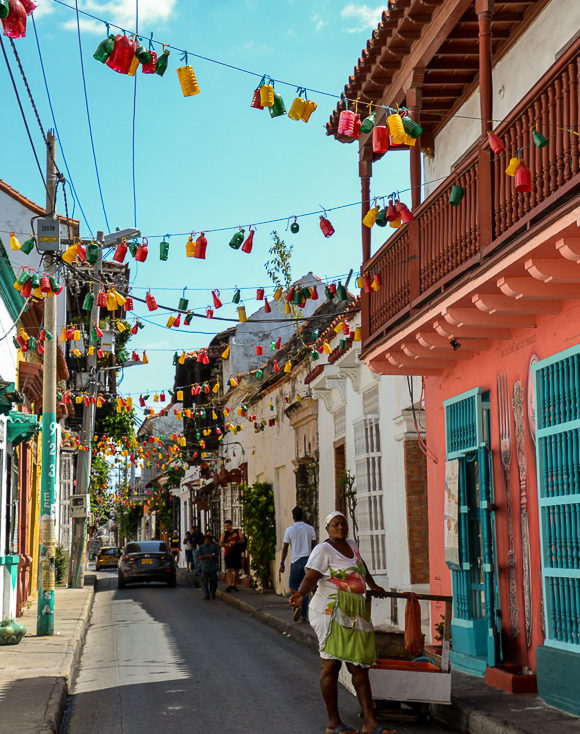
[444,389,500,675]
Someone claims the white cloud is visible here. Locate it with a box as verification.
[340,3,383,32]
[60,0,178,34]
[31,3,55,19]
[312,11,327,31]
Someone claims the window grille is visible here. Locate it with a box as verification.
[354,415,386,573]
[59,453,73,550]
[334,407,346,439]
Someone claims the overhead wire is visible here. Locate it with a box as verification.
[131,0,139,229]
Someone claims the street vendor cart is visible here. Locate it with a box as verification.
[339,590,452,720]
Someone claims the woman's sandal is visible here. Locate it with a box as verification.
[325,727,358,734]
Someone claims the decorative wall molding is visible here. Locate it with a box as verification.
[338,366,361,394]
[312,386,334,413]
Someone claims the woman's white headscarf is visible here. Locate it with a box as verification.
[324,511,347,528]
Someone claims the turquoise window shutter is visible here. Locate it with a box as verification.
[534,346,580,653]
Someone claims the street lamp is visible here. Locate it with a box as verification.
[103,228,141,246]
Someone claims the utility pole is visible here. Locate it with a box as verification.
[68,233,103,588]
[37,131,58,635]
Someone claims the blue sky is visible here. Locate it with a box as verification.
[2,0,410,402]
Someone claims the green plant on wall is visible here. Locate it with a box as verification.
[337,469,358,545]
[116,503,142,541]
[239,481,276,589]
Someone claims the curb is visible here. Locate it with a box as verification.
[431,699,528,734]
[176,568,201,588]
[43,575,96,734]
[215,588,319,652]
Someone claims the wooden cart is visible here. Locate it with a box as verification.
[339,591,452,720]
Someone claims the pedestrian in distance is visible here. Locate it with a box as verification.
[280,506,317,623]
[183,531,194,572]
[169,530,181,567]
[191,525,205,575]
[289,511,395,734]
[197,532,220,599]
[219,520,245,592]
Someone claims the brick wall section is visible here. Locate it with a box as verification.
[404,439,430,584]
[334,442,346,514]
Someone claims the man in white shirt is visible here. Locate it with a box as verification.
[280,506,317,623]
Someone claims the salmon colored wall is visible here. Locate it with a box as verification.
[424,300,580,671]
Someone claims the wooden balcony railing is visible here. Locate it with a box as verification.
[364,37,580,346]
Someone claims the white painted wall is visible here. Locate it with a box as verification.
[424,0,580,196]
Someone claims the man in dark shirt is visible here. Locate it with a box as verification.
[197,533,220,600]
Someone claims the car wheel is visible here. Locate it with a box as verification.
[118,576,126,589]
[167,576,177,588]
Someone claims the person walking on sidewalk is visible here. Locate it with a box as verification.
[289,511,394,734]
[183,531,194,572]
[191,525,205,575]
[197,533,220,599]
[169,530,181,567]
[280,506,317,623]
[219,520,245,592]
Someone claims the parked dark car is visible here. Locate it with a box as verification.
[118,541,176,588]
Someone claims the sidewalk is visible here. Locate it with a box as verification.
[178,569,580,734]
[0,577,95,734]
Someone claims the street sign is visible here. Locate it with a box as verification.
[34,218,60,252]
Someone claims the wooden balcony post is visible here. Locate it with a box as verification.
[406,69,424,210]
[359,157,372,343]
[477,0,494,251]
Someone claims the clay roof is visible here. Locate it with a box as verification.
[0,178,80,235]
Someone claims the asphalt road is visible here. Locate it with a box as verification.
[62,570,453,734]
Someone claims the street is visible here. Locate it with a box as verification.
[62,571,454,734]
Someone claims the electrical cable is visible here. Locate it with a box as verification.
[131,0,139,229]
[74,0,110,232]
[0,33,47,194]
[31,14,94,237]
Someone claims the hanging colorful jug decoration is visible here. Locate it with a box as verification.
[176,54,200,97]
[488,131,505,155]
[2,0,27,39]
[194,232,207,259]
[159,236,170,261]
[212,290,222,309]
[319,214,335,238]
[241,226,255,254]
[514,161,532,193]
[229,228,244,250]
[106,35,136,74]
[387,110,406,145]
[362,203,380,228]
[146,291,158,311]
[449,184,465,207]
[135,238,148,262]
[113,239,127,263]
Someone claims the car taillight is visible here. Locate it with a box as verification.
[161,554,173,561]
[121,556,129,562]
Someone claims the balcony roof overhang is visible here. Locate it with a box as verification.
[361,200,580,376]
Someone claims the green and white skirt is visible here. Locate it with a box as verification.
[309,590,376,667]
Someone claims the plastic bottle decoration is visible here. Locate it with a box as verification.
[273,285,283,300]
[174,312,181,327]
[264,297,271,313]
[532,127,548,149]
[387,111,406,145]
[10,233,20,251]
[285,286,295,303]
[361,110,376,134]
[402,115,422,139]
[319,215,335,238]
[337,109,357,137]
[194,232,207,259]
[146,291,158,311]
[106,35,136,74]
[0,0,8,18]
[256,368,263,378]
[256,287,264,300]
[301,99,317,122]
[362,274,372,294]
[155,47,170,76]
[336,282,348,302]
[449,185,465,207]
[142,50,157,74]
[206,307,213,319]
[256,345,263,356]
[232,288,241,304]
[288,95,305,121]
[40,275,51,293]
[375,206,388,227]
[371,125,389,154]
[21,0,36,14]
[260,83,274,107]
[177,64,200,97]
[83,292,94,311]
[135,239,148,262]
[251,88,264,109]
[127,54,140,76]
[284,361,292,373]
[324,286,333,301]
[515,161,532,193]
[113,239,127,263]
[167,315,176,329]
[2,0,26,38]
[212,290,222,308]
[373,272,382,289]
[62,242,78,263]
[353,326,362,342]
[362,204,380,228]
[241,227,255,254]
[186,233,196,257]
[275,337,282,349]
[505,157,521,176]
[106,290,117,310]
[184,310,193,325]
[395,200,413,224]
[290,217,299,234]
[128,239,139,257]
[86,241,99,264]
[269,93,286,118]
[159,237,170,261]
[488,132,505,155]
[178,293,189,311]
[19,235,35,255]
[273,360,280,373]
[237,306,247,322]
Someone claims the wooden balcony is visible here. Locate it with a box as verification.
[363,37,580,356]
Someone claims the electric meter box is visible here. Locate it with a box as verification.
[34,218,61,252]
[70,494,90,518]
